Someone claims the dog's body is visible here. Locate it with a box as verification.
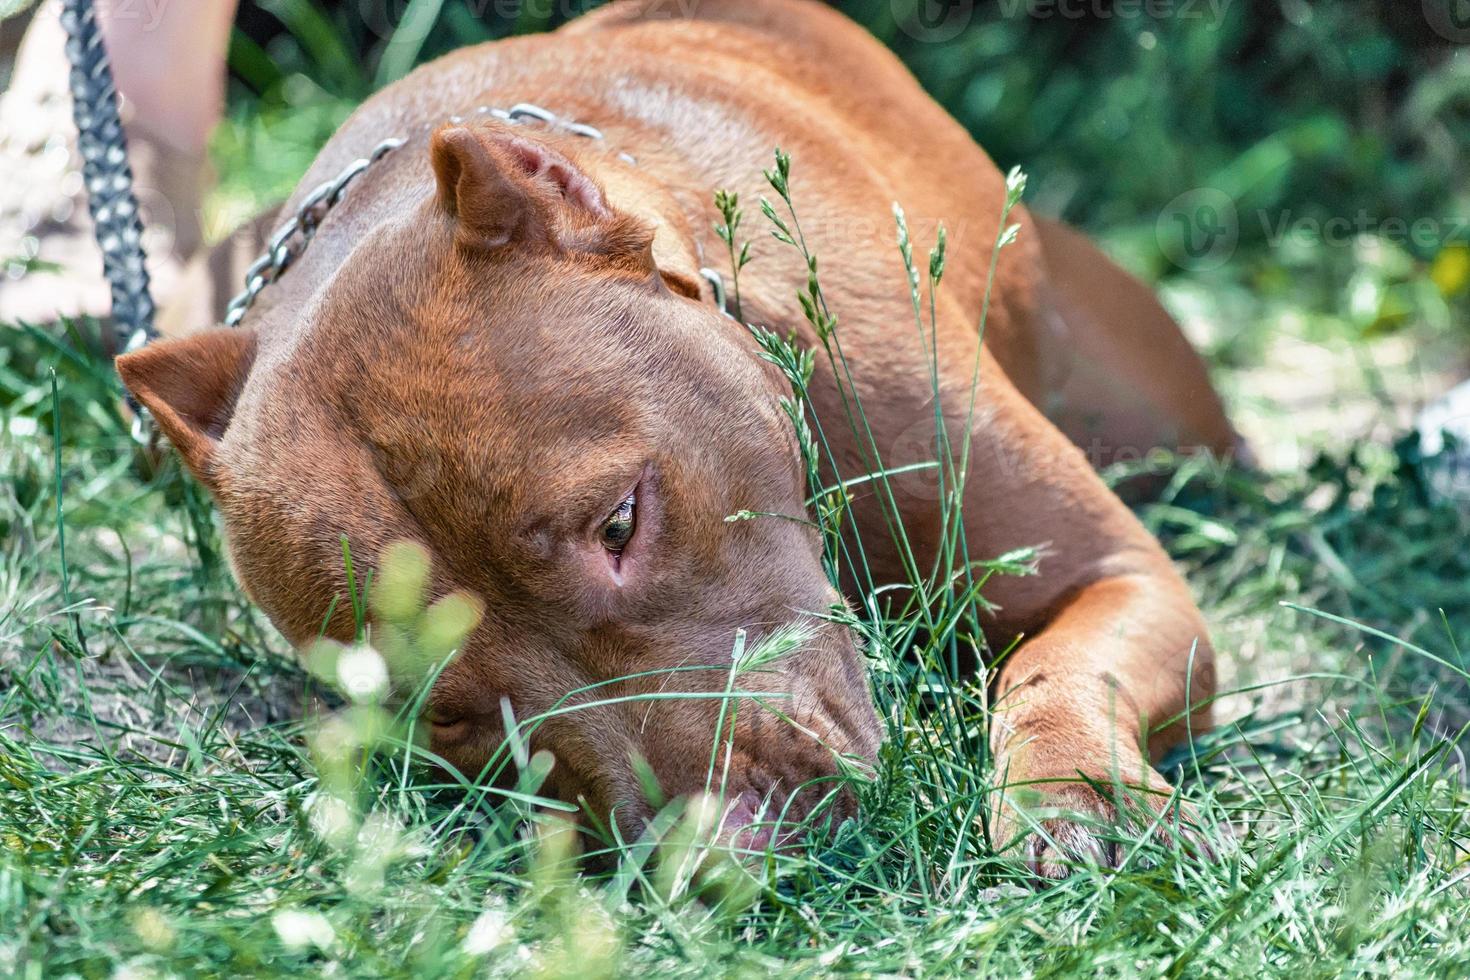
[121,0,1234,876]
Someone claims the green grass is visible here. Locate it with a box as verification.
[5,174,1470,976]
[5,3,1470,974]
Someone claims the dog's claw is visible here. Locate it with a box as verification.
[1175,821,1228,864]
[1023,815,1117,882]
[1000,779,1221,884]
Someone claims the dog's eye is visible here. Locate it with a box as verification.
[600,492,637,552]
[423,705,463,729]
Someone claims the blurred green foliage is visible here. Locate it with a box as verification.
[225,1,1469,239]
[866,1,1470,248]
[217,0,1470,353]
[5,6,1470,973]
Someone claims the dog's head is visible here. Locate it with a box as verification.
[118,122,880,844]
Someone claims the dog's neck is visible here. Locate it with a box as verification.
[239,111,725,338]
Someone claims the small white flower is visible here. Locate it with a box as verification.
[272,908,335,951]
[306,791,357,848]
[130,907,174,951]
[356,811,404,853]
[336,644,389,702]
[817,942,849,967]
[462,907,513,955]
[109,961,161,980]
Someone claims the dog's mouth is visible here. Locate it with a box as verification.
[428,624,881,852]
[720,788,785,852]
[534,734,863,856]
[597,685,876,851]
[718,787,802,852]
[717,770,862,853]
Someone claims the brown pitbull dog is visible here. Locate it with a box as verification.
[117,0,1236,877]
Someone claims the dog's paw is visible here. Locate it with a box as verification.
[994,772,1216,883]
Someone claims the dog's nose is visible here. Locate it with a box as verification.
[719,788,776,852]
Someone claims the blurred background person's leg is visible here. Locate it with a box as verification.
[0,0,239,326]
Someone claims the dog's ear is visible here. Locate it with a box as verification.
[115,328,256,487]
[430,124,706,296]
[431,124,613,251]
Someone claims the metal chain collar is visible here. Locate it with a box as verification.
[54,0,734,451]
[59,0,156,354]
[58,0,731,353]
[222,135,405,327]
[223,102,641,328]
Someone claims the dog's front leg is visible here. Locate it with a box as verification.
[921,355,1220,878]
[987,566,1216,879]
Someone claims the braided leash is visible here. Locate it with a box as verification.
[58,0,156,356]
